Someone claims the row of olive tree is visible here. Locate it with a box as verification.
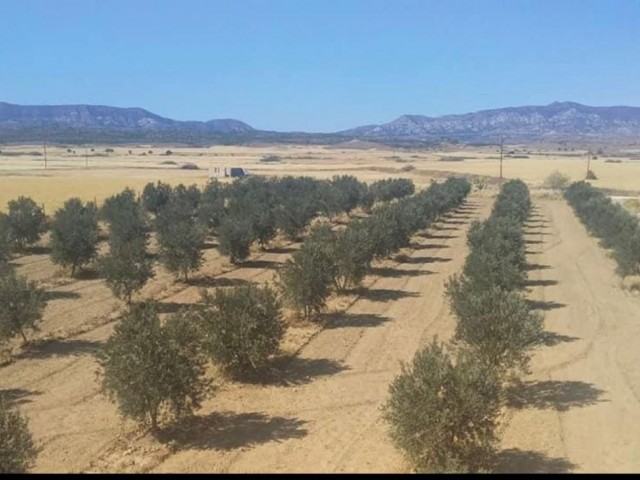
[564,181,640,278]
[278,178,472,320]
[383,179,544,473]
[97,177,470,433]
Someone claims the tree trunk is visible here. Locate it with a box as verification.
[20,328,28,344]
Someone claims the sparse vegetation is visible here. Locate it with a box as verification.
[0,395,38,473]
[199,285,283,376]
[98,301,209,431]
[543,170,570,191]
[383,340,501,473]
[0,264,47,344]
[50,198,99,276]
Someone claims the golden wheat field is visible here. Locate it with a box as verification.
[1,143,639,213]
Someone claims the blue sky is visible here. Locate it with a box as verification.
[1,0,638,131]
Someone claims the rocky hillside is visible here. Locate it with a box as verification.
[342,102,640,141]
[0,102,253,136]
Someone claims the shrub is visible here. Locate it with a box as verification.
[199,285,283,376]
[278,243,333,319]
[98,301,209,431]
[0,214,13,264]
[446,275,543,374]
[142,181,173,215]
[6,196,47,250]
[180,163,199,170]
[217,216,254,264]
[0,395,37,473]
[383,340,501,473]
[260,154,281,163]
[0,264,47,344]
[50,198,99,276]
[100,243,154,304]
[586,169,597,180]
[543,170,570,191]
[156,198,206,281]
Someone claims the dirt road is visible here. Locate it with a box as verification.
[500,199,640,473]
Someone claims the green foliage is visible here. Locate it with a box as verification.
[156,197,206,281]
[50,198,99,276]
[278,239,333,320]
[543,170,570,191]
[217,216,254,264]
[446,275,543,374]
[0,265,47,344]
[98,301,209,430]
[0,395,37,473]
[199,285,283,376]
[370,178,415,203]
[586,169,597,180]
[197,180,226,232]
[330,175,365,214]
[565,181,640,277]
[0,214,13,265]
[100,242,154,304]
[100,189,153,303]
[383,340,501,473]
[6,196,47,250]
[329,223,373,291]
[141,181,173,215]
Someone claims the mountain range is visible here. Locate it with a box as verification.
[2,101,640,144]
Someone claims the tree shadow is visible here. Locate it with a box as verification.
[524,263,551,271]
[356,288,419,302]
[494,449,576,473]
[323,312,391,329]
[44,290,82,301]
[16,339,102,360]
[24,245,51,255]
[256,356,348,386]
[399,255,451,265]
[523,279,558,287]
[540,331,579,346]
[369,266,433,278]
[186,276,254,288]
[526,299,566,311]
[241,259,283,270]
[418,232,457,240]
[158,411,308,451]
[524,239,544,245]
[432,226,459,231]
[202,241,219,250]
[506,380,606,412]
[409,242,449,250]
[440,219,468,226]
[0,388,43,406]
[75,269,102,280]
[268,246,297,255]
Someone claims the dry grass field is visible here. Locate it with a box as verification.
[1,142,640,473]
[1,143,639,213]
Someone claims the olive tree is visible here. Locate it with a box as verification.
[0,395,37,473]
[6,196,47,250]
[0,265,47,344]
[383,340,501,473]
[98,301,209,431]
[50,198,99,276]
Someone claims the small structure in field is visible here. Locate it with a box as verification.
[209,166,248,178]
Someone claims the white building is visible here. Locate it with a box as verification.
[209,166,248,178]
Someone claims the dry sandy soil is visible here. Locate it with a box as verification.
[1,143,639,473]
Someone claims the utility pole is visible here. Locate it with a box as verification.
[499,135,505,184]
[43,140,48,170]
[586,149,592,179]
[85,146,89,169]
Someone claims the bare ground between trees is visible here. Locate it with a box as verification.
[499,199,640,473]
[0,194,489,473]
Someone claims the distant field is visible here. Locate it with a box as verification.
[1,143,639,212]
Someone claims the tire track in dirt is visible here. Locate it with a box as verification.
[499,199,640,473]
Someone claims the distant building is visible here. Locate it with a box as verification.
[209,166,248,178]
